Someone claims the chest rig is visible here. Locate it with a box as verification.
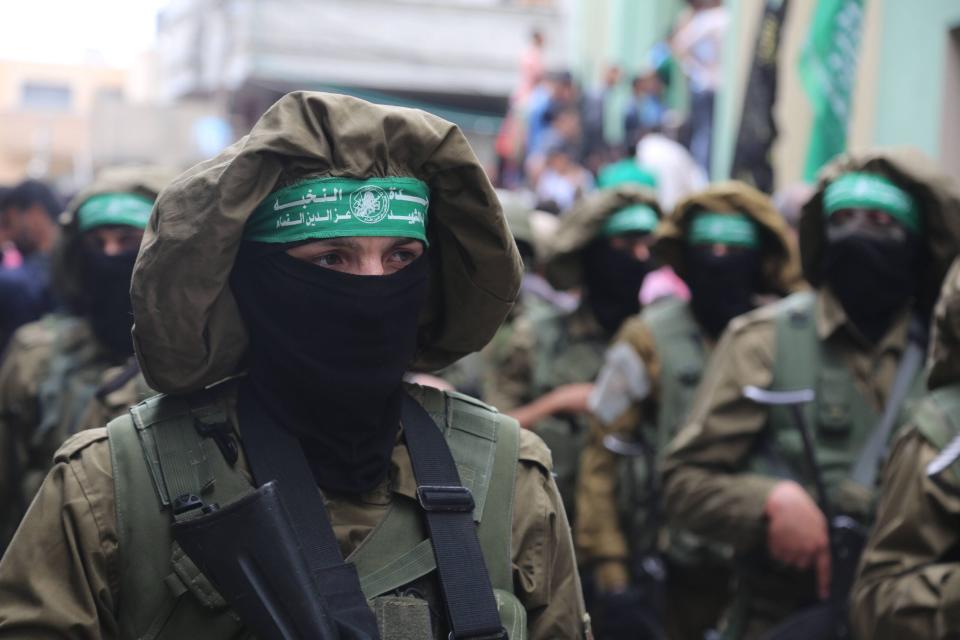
[108,382,524,640]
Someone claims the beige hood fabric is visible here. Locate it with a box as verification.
[132,92,521,394]
[54,165,177,312]
[799,147,960,313]
[928,257,960,390]
[653,180,803,294]
[542,185,662,290]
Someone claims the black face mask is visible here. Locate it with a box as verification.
[82,248,138,358]
[821,233,920,344]
[686,246,763,339]
[582,239,654,335]
[231,249,429,494]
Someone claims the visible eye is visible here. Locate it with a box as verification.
[314,252,344,267]
[388,249,417,264]
[867,210,894,226]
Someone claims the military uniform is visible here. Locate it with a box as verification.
[662,148,960,639]
[576,182,800,639]
[487,186,663,519]
[851,258,960,639]
[0,92,588,639]
[0,168,171,549]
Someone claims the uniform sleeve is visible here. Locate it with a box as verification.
[851,428,960,640]
[482,315,536,412]
[0,327,50,540]
[513,430,589,640]
[661,316,781,551]
[575,320,656,584]
[0,431,120,639]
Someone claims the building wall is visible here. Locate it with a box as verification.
[717,0,960,188]
[872,0,960,180]
[0,60,126,185]
[715,0,881,188]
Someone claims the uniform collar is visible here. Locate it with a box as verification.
[816,286,911,354]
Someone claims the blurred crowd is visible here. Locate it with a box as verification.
[3,0,960,638]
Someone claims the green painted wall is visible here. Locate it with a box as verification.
[872,0,960,157]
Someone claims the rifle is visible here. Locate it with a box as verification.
[173,481,370,640]
[596,431,668,640]
[742,386,865,640]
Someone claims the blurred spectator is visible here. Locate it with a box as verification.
[0,187,21,270]
[636,124,707,212]
[671,0,729,176]
[496,29,547,188]
[581,64,621,171]
[0,180,62,352]
[624,70,668,152]
[514,29,546,109]
[526,70,577,162]
[527,102,583,184]
[535,141,594,213]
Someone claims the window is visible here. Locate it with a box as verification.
[20,82,73,110]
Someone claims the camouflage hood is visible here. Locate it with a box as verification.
[653,180,802,294]
[928,257,960,389]
[54,166,177,313]
[132,91,521,394]
[799,147,960,313]
[543,185,662,290]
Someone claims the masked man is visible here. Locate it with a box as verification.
[0,92,587,640]
[490,184,663,519]
[850,257,960,639]
[662,148,960,639]
[577,182,800,639]
[0,167,169,550]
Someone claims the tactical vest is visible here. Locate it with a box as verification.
[528,304,607,521]
[753,291,924,504]
[726,291,925,639]
[614,299,723,566]
[915,383,960,485]
[107,382,526,640]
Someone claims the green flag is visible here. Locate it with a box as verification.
[798,0,865,181]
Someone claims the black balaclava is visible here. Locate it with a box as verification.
[820,221,921,344]
[231,247,430,494]
[685,246,763,339]
[81,247,138,358]
[582,237,654,335]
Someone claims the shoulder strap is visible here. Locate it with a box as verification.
[850,317,928,488]
[400,391,506,640]
[234,383,379,635]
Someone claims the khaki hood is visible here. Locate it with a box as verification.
[543,185,662,290]
[928,257,960,389]
[799,147,960,313]
[653,180,802,294]
[132,91,521,394]
[53,165,177,313]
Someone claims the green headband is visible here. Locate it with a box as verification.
[596,159,657,189]
[245,177,430,245]
[76,192,154,231]
[823,172,920,234]
[602,204,659,237]
[689,212,760,248]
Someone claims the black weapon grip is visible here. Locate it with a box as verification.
[172,481,347,640]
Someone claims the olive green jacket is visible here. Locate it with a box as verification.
[851,258,960,639]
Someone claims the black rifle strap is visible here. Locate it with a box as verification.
[235,381,379,636]
[400,392,506,640]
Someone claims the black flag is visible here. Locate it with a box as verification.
[731,0,790,193]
